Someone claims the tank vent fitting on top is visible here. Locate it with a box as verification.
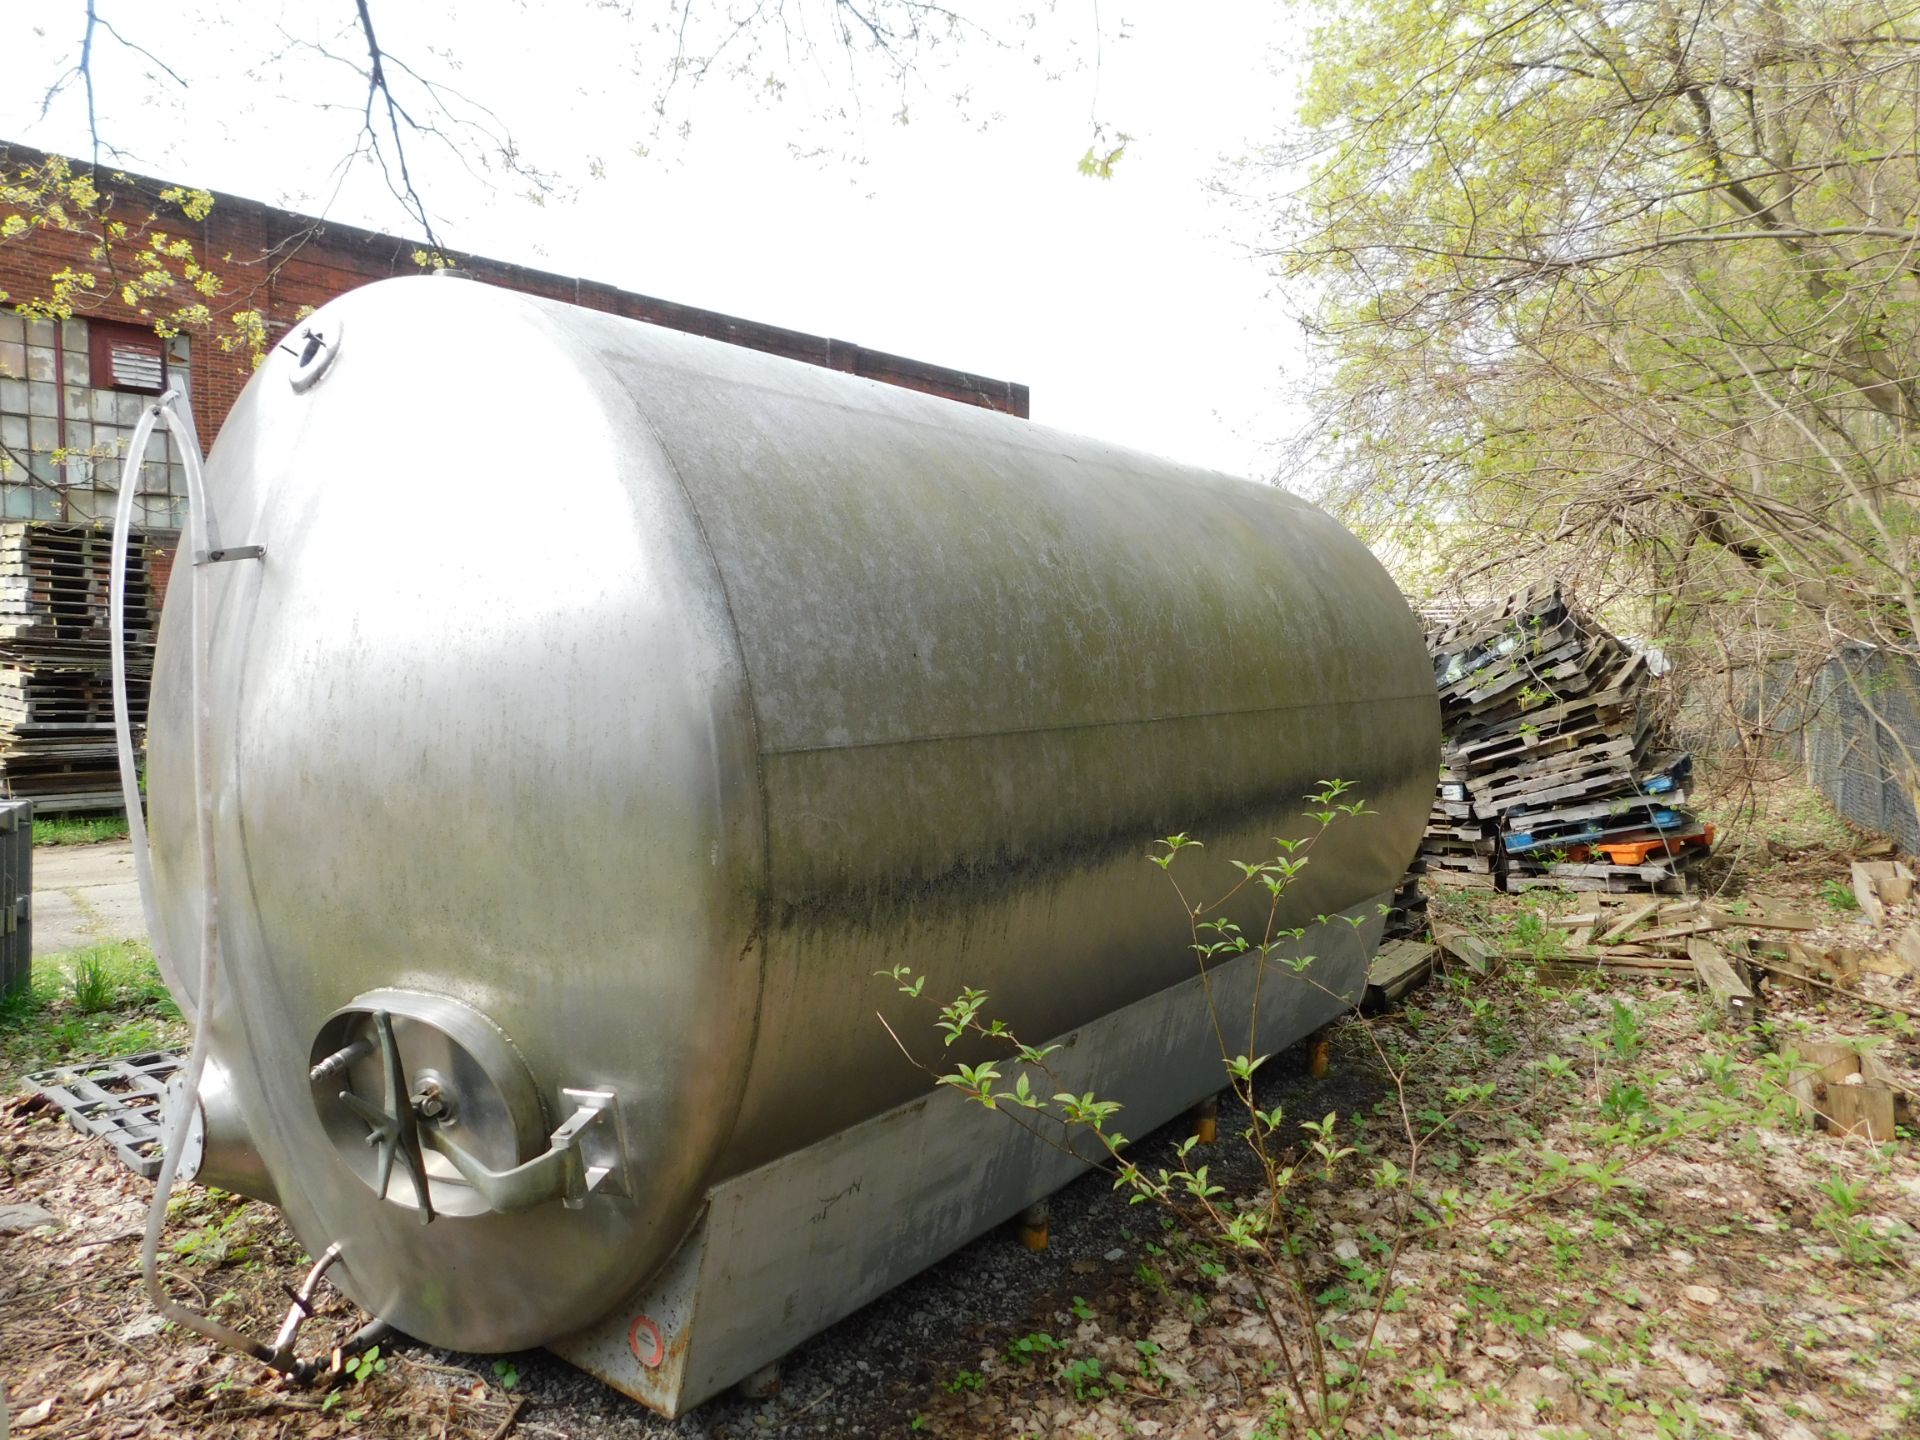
[286,320,343,393]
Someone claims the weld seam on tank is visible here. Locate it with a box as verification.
[760,692,1443,756]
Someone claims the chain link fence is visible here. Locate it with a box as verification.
[1757,647,1920,853]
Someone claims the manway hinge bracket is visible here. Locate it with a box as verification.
[561,1087,632,1202]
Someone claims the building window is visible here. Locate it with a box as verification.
[0,314,189,528]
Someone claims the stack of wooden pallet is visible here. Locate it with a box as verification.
[1419,768,1496,882]
[1382,866,1429,940]
[1419,584,1711,894]
[0,523,174,812]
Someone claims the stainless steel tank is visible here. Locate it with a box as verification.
[147,275,1437,1405]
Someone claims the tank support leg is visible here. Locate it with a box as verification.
[1308,1027,1333,1079]
[1016,1199,1050,1252]
[1190,1093,1219,1145]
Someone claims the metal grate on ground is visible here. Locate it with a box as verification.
[26,1049,183,1179]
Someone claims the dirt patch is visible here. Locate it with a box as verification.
[13,965,1917,1439]
[0,1104,520,1438]
[1,1041,1379,1438]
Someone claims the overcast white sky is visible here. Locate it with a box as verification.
[3,2,1311,478]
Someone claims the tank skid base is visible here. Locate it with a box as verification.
[547,894,1389,1417]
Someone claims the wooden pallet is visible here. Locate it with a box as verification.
[0,522,175,811]
[1366,939,1437,1008]
[1416,585,1708,897]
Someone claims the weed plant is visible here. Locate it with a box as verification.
[880,781,1392,1431]
[68,949,118,1012]
[875,782,1914,1436]
[1,940,182,1086]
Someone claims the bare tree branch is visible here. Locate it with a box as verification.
[39,2,189,168]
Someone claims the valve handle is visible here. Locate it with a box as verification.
[335,1010,435,1224]
[419,1096,611,1213]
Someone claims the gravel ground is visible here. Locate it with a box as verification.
[429,1045,1381,1438]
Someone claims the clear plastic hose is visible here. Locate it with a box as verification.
[108,402,180,1014]
[111,390,287,1365]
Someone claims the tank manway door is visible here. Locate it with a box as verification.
[308,988,629,1220]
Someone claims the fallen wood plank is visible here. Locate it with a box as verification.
[1703,906,1817,932]
[1852,861,1887,925]
[1824,1079,1899,1142]
[1422,868,1502,890]
[1635,918,1722,944]
[1784,1039,1902,1142]
[1799,1040,1871,1085]
[1598,899,1663,945]
[1785,939,1864,982]
[1575,954,1694,973]
[1750,958,1920,1020]
[1430,922,1493,975]
[1366,945,1436,1009]
[1858,1050,1910,1127]
[1855,858,1914,910]
[1778,941,1822,994]
[1545,944,1693,968]
[1688,936,1758,1026]
[1861,949,1915,978]
[1896,923,1920,974]
[1534,953,1696,981]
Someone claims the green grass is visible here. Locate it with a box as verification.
[1,939,183,1087]
[68,948,118,1012]
[1768,783,1859,851]
[33,813,131,846]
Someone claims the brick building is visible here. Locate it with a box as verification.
[0,143,1027,528]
